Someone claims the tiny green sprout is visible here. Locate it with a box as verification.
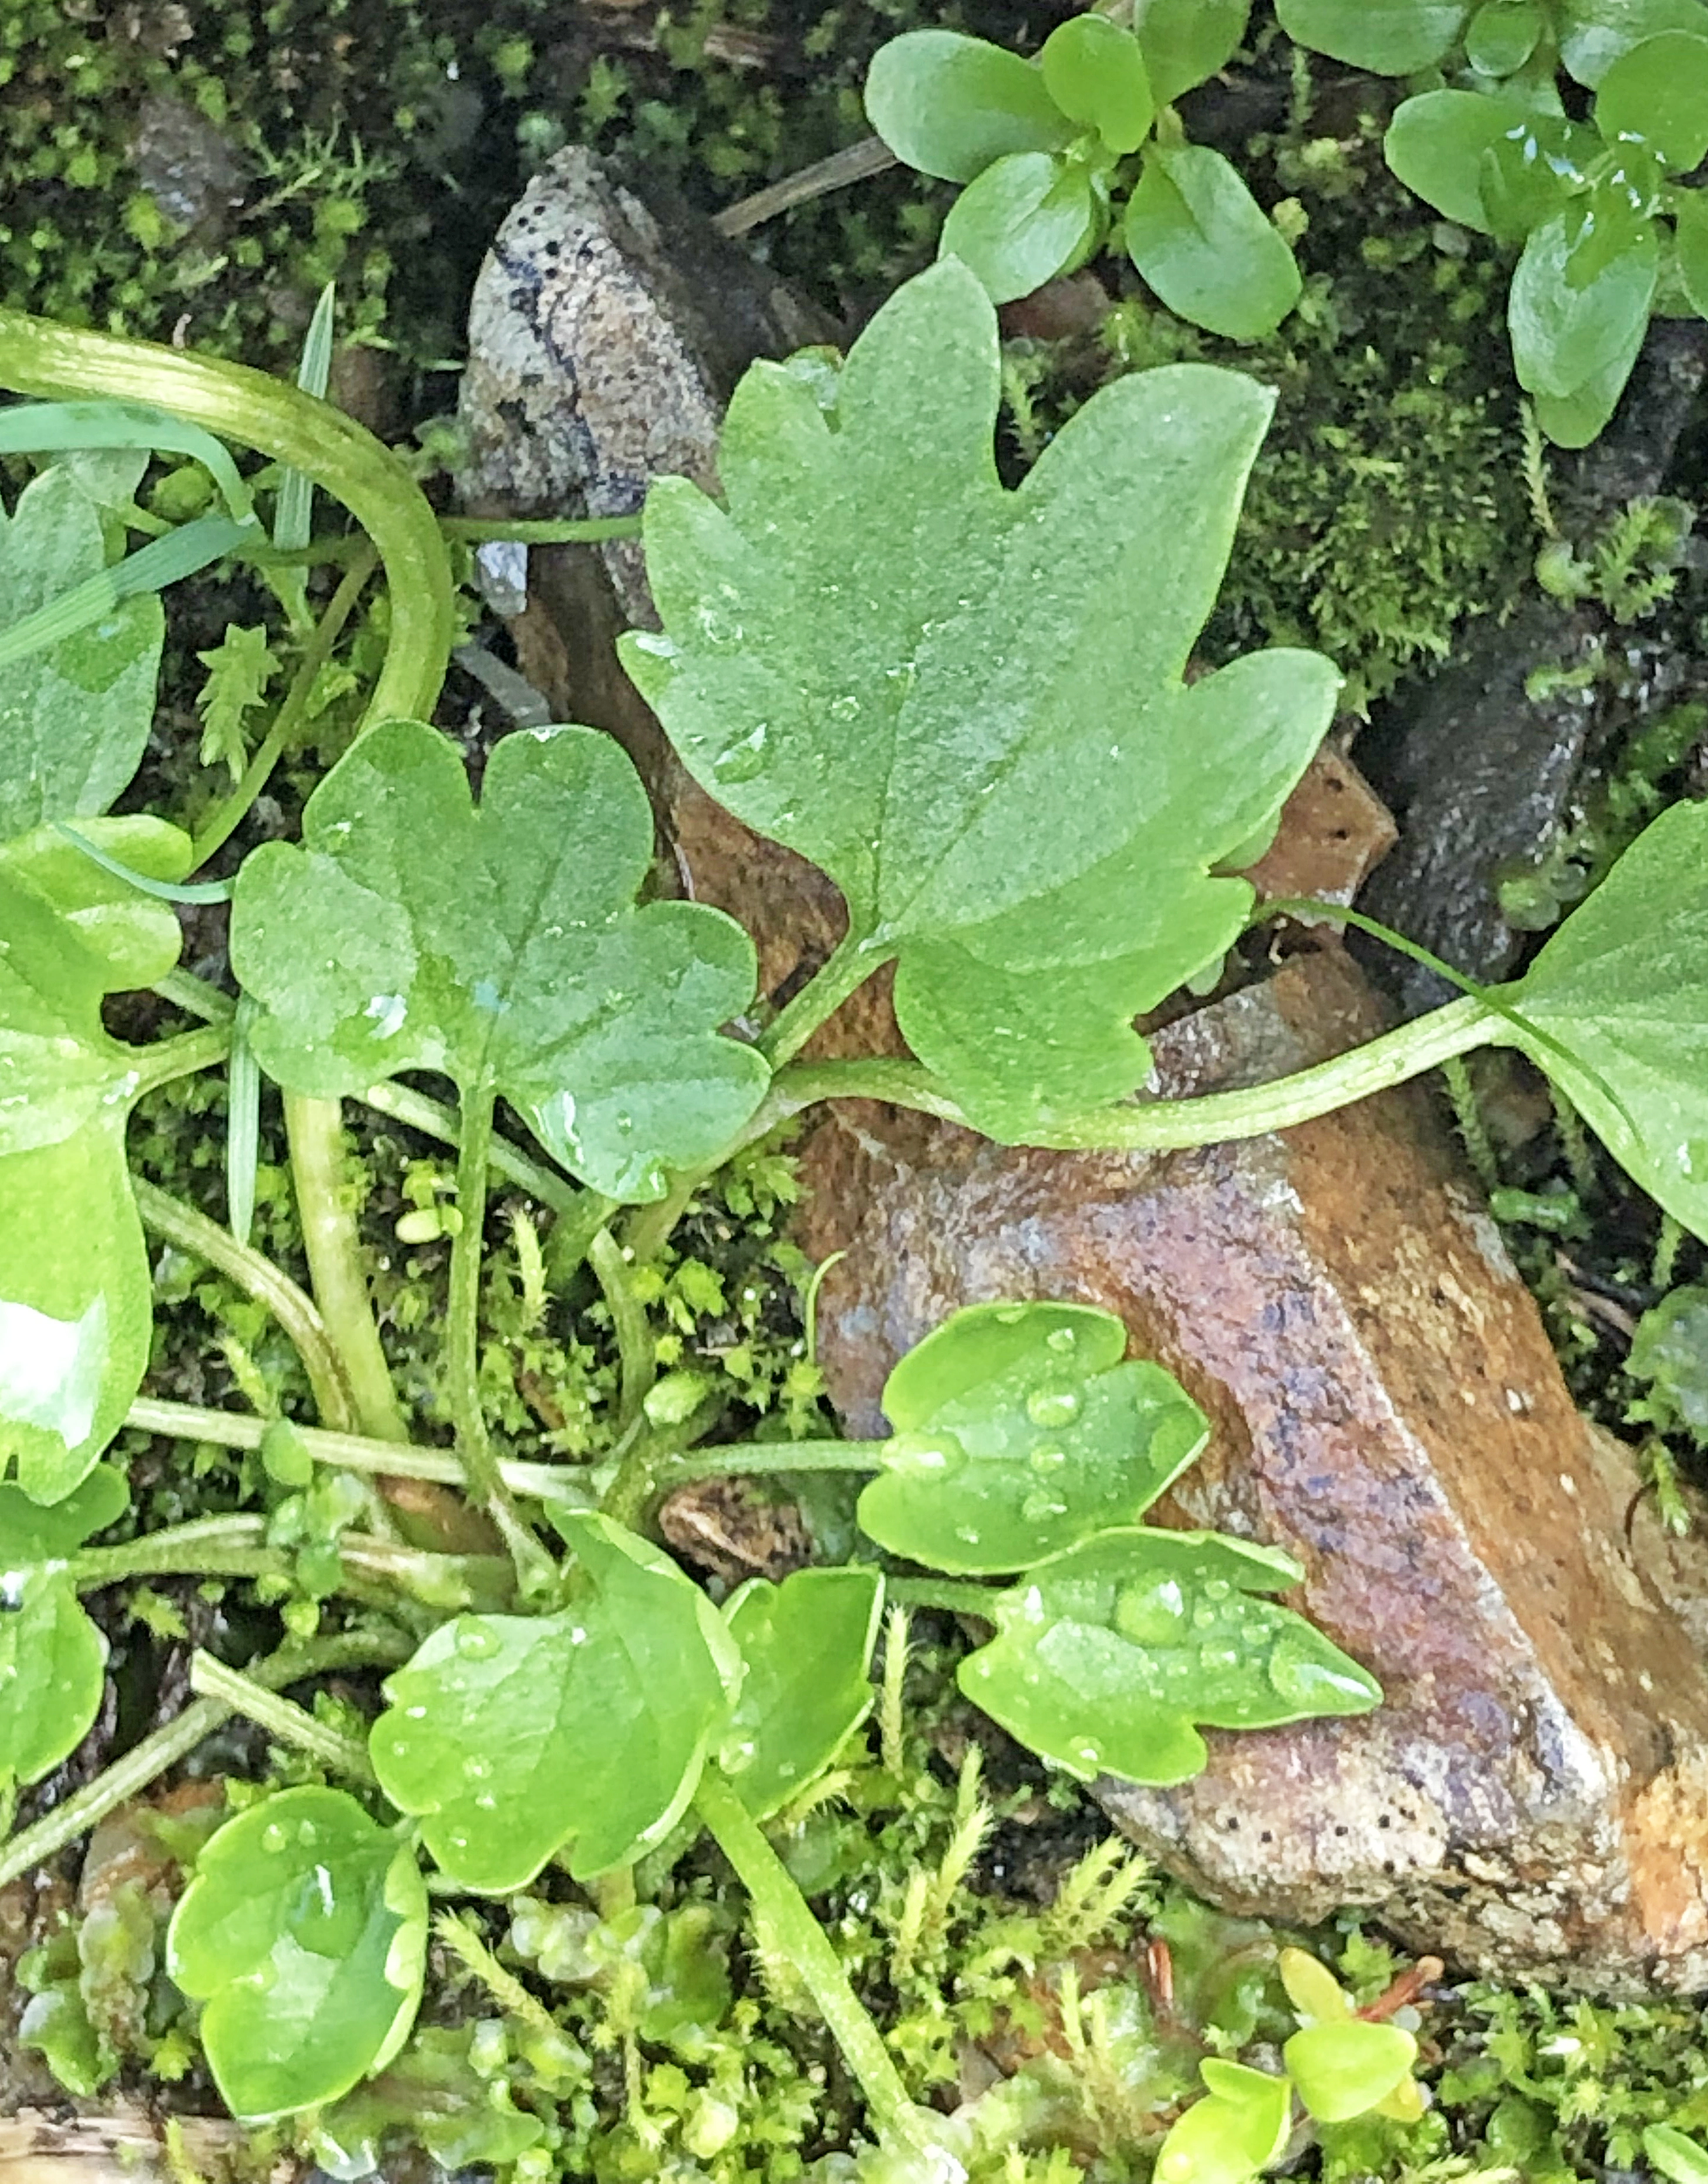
[863,4,1300,334]
[1277,1947,1422,2124]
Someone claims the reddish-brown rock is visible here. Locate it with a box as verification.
[796,952,1708,1993]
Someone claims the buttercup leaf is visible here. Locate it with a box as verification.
[720,1566,883,1816]
[858,1300,1207,1574]
[958,1529,1380,1783]
[229,720,768,1202]
[0,465,163,840]
[1501,801,1708,1241]
[166,1787,429,2121]
[623,264,1336,1136]
[371,1514,738,1889]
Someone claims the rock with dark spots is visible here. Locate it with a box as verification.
[127,93,247,239]
[796,951,1708,1994]
[1247,745,1395,915]
[1355,317,1708,1016]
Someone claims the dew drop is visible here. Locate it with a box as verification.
[713,724,769,785]
[1113,1574,1189,1645]
[1203,1577,1231,1602]
[1020,1489,1069,1523]
[888,1431,964,1476]
[953,1523,982,1546]
[1067,1733,1103,1774]
[455,1617,501,1660]
[1026,1388,1080,1429]
[1029,1445,1068,1474]
[260,1822,288,1854]
[993,1305,1025,1325]
[1045,1327,1076,1353]
[1198,1641,1241,1674]
[828,694,861,721]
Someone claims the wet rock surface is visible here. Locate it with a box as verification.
[797,955,1708,1994]
[457,151,1708,1992]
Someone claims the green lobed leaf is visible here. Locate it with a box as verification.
[1123,144,1303,342]
[0,816,193,990]
[0,1544,110,1793]
[720,1566,883,1816]
[1500,801,1708,1240]
[0,1462,127,1557]
[864,31,1073,182]
[1040,17,1154,153]
[1274,0,1470,73]
[1465,0,1543,73]
[229,719,768,1202]
[940,152,1104,305]
[1595,32,1708,171]
[370,1514,739,1888]
[1558,0,1708,85]
[1135,0,1251,105]
[856,1301,1208,1575]
[1282,2020,1418,2122]
[1508,201,1658,398]
[957,1529,1381,1783]
[0,465,163,840]
[622,263,1337,1137]
[1154,2060,1292,2184]
[166,1787,429,2122]
[1385,90,1538,231]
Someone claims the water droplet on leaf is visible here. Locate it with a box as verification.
[455,1617,501,1660]
[1026,1388,1080,1428]
[1113,1575,1189,1645]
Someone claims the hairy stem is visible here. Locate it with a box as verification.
[131,1177,356,1431]
[447,1086,500,1505]
[67,1515,274,1587]
[693,1769,939,2164]
[189,1650,377,1784]
[589,1229,656,1431]
[126,1021,233,1099]
[887,1576,1002,1620]
[0,1629,412,1891]
[659,1440,888,1482]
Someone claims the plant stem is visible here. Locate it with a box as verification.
[126,1021,232,1098]
[124,1396,596,1507]
[658,1440,888,1483]
[360,1079,588,1216]
[0,1629,411,1891]
[152,966,235,1022]
[693,1768,939,2163]
[67,1515,273,1587]
[887,1577,1002,1620]
[131,1176,357,1431]
[447,1085,501,1506]
[284,1092,409,1443]
[589,1229,656,1430]
[757,931,892,1069]
[191,540,378,866]
[188,1649,377,1783]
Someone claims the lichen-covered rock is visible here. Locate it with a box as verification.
[797,952,1708,1994]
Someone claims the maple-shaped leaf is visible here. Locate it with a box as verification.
[620,261,1338,1135]
[229,721,769,1201]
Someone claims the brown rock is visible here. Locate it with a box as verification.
[1247,746,1396,918]
[796,953,1708,1994]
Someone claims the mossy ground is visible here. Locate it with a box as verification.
[9,0,1708,2176]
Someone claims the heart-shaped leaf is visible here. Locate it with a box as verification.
[1282,2020,1418,2123]
[229,720,769,1202]
[0,465,163,841]
[370,1514,738,1888]
[1500,801,1708,1239]
[622,263,1336,1137]
[864,31,1074,182]
[957,1529,1381,1783]
[720,1566,883,1816]
[1154,2060,1292,2184]
[1123,144,1302,341]
[857,1301,1207,1575]
[166,1787,429,2122]
[0,1468,126,1794]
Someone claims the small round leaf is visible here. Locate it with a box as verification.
[940,152,1104,306]
[1282,2020,1417,2124]
[1124,144,1302,341]
[1275,0,1470,73]
[1595,31,1708,170]
[1508,202,1658,397]
[1386,90,1537,231]
[865,31,1073,182]
[0,1567,107,1789]
[1559,0,1708,87]
[166,1787,428,2122]
[1466,0,1542,73]
[1677,191,1708,319]
[859,1301,1207,1575]
[1135,0,1251,106]
[1155,2060,1292,2184]
[1040,16,1154,153]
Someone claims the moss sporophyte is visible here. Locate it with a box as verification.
[8,261,1708,2167]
